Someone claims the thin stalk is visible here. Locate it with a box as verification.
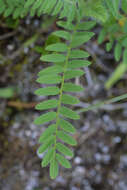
[77,93,127,113]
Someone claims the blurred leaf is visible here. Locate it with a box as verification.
[105,63,127,89]
[0,87,15,98]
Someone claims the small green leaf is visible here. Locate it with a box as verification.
[123,49,127,64]
[70,50,89,58]
[114,43,122,62]
[41,148,54,167]
[35,86,59,96]
[53,30,71,40]
[57,21,75,30]
[38,65,63,76]
[52,0,63,16]
[98,29,106,44]
[35,99,58,110]
[25,0,35,8]
[71,32,94,48]
[106,41,113,52]
[46,43,68,52]
[40,54,66,62]
[64,69,84,79]
[34,112,56,125]
[60,106,80,120]
[36,74,62,84]
[56,153,71,168]
[38,135,55,154]
[56,143,73,157]
[61,94,80,105]
[57,131,77,146]
[60,118,76,133]
[63,83,84,92]
[50,159,59,179]
[68,60,91,69]
[39,124,56,143]
[77,21,96,30]
[122,38,127,47]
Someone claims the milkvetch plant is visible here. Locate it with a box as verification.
[1,0,127,179]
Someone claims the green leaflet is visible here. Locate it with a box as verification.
[52,0,63,15]
[63,82,84,92]
[57,21,75,30]
[35,86,59,96]
[123,49,127,64]
[98,29,106,44]
[39,124,56,143]
[46,43,68,52]
[34,112,56,125]
[41,148,55,167]
[43,0,57,14]
[38,65,63,76]
[114,43,122,62]
[59,118,76,133]
[35,99,58,110]
[64,69,84,80]
[68,60,91,69]
[71,32,94,48]
[25,0,35,8]
[40,54,66,62]
[57,131,77,146]
[56,153,71,168]
[77,21,96,30]
[32,0,42,10]
[122,38,127,48]
[50,159,59,179]
[61,94,80,105]
[53,30,71,40]
[60,106,80,120]
[70,50,89,58]
[0,0,76,19]
[56,143,73,157]
[38,135,55,154]
[36,74,62,84]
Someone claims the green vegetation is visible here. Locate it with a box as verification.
[0,0,127,179]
